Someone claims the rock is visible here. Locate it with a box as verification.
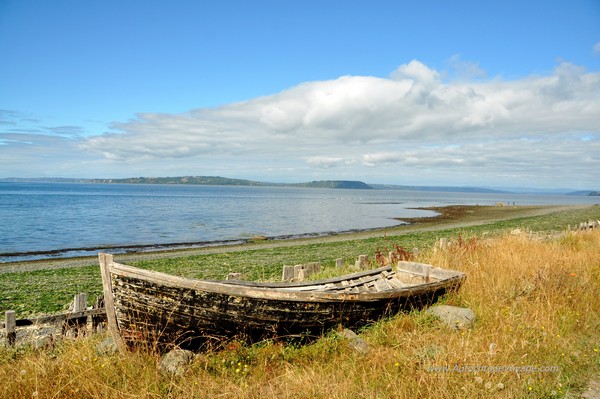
[31,335,54,350]
[96,337,119,355]
[581,378,600,399]
[426,305,476,330]
[339,329,370,354]
[1,324,60,349]
[158,349,194,376]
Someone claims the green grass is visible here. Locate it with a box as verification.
[2,204,599,316]
[0,266,102,315]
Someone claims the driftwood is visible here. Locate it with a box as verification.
[2,295,107,347]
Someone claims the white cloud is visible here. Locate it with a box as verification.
[3,60,600,188]
[85,59,599,152]
[390,60,441,85]
[594,41,600,54]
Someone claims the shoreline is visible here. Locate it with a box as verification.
[0,204,590,274]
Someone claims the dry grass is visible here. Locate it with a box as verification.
[1,229,599,398]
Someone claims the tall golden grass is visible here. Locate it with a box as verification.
[1,230,598,398]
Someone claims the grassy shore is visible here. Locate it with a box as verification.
[1,204,599,316]
[1,209,599,398]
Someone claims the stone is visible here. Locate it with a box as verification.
[96,337,119,355]
[31,335,53,350]
[340,329,370,354]
[581,378,600,399]
[158,349,194,376]
[426,305,476,330]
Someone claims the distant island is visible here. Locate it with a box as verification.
[566,190,600,196]
[0,176,373,190]
[89,176,372,189]
[90,176,267,186]
[1,176,598,194]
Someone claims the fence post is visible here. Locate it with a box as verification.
[68,293,88,336]
[92,295,105,332]
[356,255,369,270]
[282,265,294,282]
[293,264,305,281]
[5,310,16,347]
[74,292,87,313]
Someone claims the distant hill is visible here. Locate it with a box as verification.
[88,176,267,186]
[91,177,372,189]
[566,190,600,196]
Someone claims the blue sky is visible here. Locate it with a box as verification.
[1,0,599,189]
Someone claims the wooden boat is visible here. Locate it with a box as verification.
[98,253,465,351]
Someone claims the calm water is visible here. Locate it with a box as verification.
[1,182,598,262]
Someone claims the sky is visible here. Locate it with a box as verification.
[1,1,599,189]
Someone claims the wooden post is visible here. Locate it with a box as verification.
[423,264,431,283]
[357,255,368,270]
[335,258,344,268]
[293,264,305,281]
[306,262,321,276]
[5,310,16,347]
[439,238,448,249]
[282,266,294,282]
[92,295,105,332]
[65,292,88,336]
[75,292,87,333]
[74,292,87,312]
[297,269,306,281]
[98,253,125,352]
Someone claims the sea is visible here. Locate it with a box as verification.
[1,182,598,262]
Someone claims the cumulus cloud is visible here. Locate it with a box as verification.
[3,60,600,187]
[99,62,598,150]
[85,61,598,151]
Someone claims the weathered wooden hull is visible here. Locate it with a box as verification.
[98,253,465,350]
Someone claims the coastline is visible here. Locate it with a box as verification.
[0,204,590,274]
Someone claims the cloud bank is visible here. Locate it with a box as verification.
[2,60,600,188]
